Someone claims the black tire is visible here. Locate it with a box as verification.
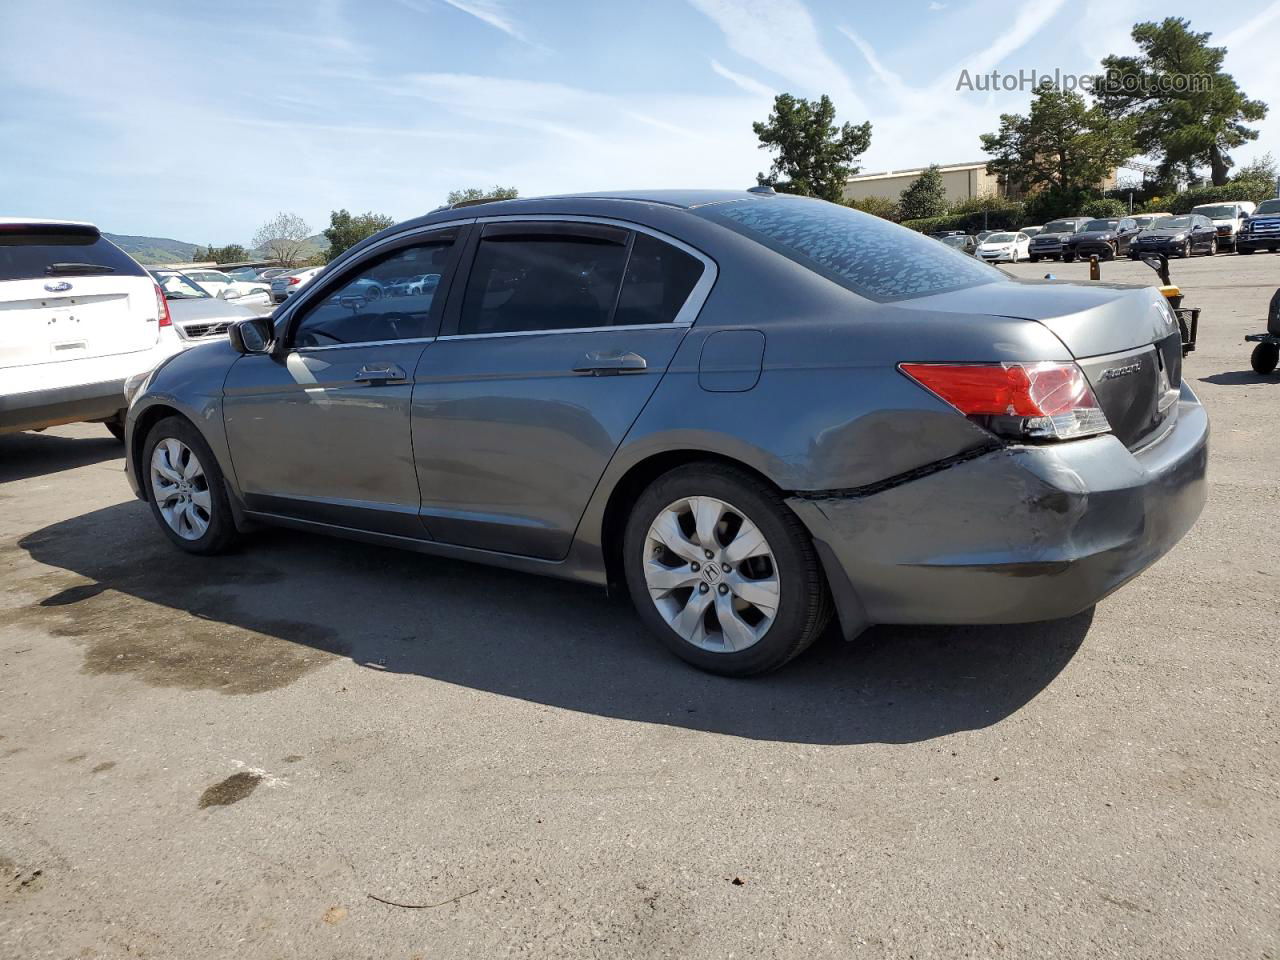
[1251,342,1280,375]
[104,412,125,442]
[1239,247,1255,255]
[1207,238,1217,256]
[1028,254,1040,263]
[141,416,238,555]
[1180,240,1191,258]
[1129,250,1139,260]
[622,462,832,676]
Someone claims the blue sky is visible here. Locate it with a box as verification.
[2,0,1277,243]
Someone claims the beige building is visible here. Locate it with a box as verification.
[843,161,1009,205]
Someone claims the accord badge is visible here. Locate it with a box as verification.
[1100,362,1142,381]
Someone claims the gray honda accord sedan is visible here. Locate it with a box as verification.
[123,190,1208,675]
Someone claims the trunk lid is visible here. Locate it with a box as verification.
[910,278,1183,449]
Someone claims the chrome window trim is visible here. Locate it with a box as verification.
[292,336,438,354]
[447,214,718,340]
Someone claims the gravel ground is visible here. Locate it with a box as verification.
[1,251,1276,959]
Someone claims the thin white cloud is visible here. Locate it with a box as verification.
[839,26,906,95]
[1219,2,1280,50]
[928,1,946,10]
[710,59,775,98]
[939,0,1067,86]
[395,0,534,44]
[688,0,864,114]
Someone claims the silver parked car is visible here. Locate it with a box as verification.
[124,190,1208,676]
[148,269,263,343]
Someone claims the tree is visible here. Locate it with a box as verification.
[752,94,872,202]
[251,212,311,265]
[898,165,949,220]
[1095,18,1268,185]
[446,185,519,205]
[192,243,248,263]
[980,88,1134,195]
[323,209,395,260]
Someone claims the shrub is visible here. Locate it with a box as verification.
[1081,198,1127,218]
[1169,179,1277,214]
[844,195,900,221]
[898,165,949,220]
[1022,185,1099,224]
[900,204,1026,234]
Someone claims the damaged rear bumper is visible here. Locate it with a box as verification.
[788,383,1208,637]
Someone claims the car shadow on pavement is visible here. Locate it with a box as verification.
[17,501,1092,746]
[1198,370,1279,386]
[0,430,122,483]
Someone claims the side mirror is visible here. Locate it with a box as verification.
[228,316,274,355]
[220,287,242,300]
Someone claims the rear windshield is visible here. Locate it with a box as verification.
[1042,220,1079,233]
[0,228,145,282]
[1083,219,1118,232]
[698,197,999,302]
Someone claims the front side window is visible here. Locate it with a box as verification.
[700,197,998,302]
[292,239,452,348]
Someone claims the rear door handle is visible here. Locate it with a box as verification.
[353,364,408,384]
[573,351,647,376]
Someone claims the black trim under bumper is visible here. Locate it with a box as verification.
[0,379,127,435]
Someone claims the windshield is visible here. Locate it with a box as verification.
[985,233,1016,243]
[941,236,969,247]
[1192,204,1238,219]
[1083,219,1118,232]
[1157,216,1193,229]
[151,271,210,299]
[698,198,999,302]
[1042,220,1078,233]
[1254,199,1280,215]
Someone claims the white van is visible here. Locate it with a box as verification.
[1189,201,1257,251]
[1,218,170,439]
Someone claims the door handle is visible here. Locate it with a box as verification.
[573,351,647,376]
[353,364,408,384]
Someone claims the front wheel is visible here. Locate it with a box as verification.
[1181,240,1192,258]
[1062,253,1076,263]
[1239,246,1255,255]
[1251,342,1280,375]
[142,416,238,555]
[1207,238,1218,256]
[623,463,832,676]
[1028,254,1040,263]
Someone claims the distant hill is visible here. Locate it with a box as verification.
[104,233,201,264]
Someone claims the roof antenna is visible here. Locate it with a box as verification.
[746,185,776,195]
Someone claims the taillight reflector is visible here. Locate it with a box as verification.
[899,361,1110,441]
[153,283,172,328]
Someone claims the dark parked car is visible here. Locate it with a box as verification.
[1129,214,1219,259]
[1063,217,1141,261]
[123,191,1208,676]
[938,234,977,255]
[1027,217,1091,261]
[1236,198,1280,255]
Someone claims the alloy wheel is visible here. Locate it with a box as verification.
[150,438,212,541]
[642,496,779,653]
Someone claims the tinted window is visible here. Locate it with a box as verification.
[1084,219,1118,232]
[1042,220,1077,233]
[1256,199,1280,215]
[613,233,703,326]
[292,240,452,347]
[0,228,145,282]
[700,197,998,302]
[459,229,628,335]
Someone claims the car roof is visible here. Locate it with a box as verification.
[0,216,98,228]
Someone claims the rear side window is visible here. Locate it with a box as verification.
[699,198,998,302]
[614,233,704,326]
[0,227,146,282]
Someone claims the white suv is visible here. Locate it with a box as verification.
[1,218,170,439]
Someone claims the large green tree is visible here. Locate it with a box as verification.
[752,94,872,202]
[323,209,395,260]
[446,186,519,205]
[980,88,1134,194]
[898,164,948,220]
[1095,18,1267,185]
[192,243,248,263]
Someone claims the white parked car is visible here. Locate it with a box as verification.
[148,269,263,345]
[183,268,270,303]
[1,218,168,439]
[271,266,322,303]
[975,231,1032,263]
[1189,201,1257,251]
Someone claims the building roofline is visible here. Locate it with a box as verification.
[846,161,992,182]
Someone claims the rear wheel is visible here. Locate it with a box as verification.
[1062,253,1076,263]
[1239,246,1255,255]
[103,412,125,442]
[1028,254,1040,263]
[1251,342,1279,375]
[623,463,831,676]
[142,416,238,555]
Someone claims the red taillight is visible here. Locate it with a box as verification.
[153,283,172,328]
[899,361,1110,441]
[287,276,301,285]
